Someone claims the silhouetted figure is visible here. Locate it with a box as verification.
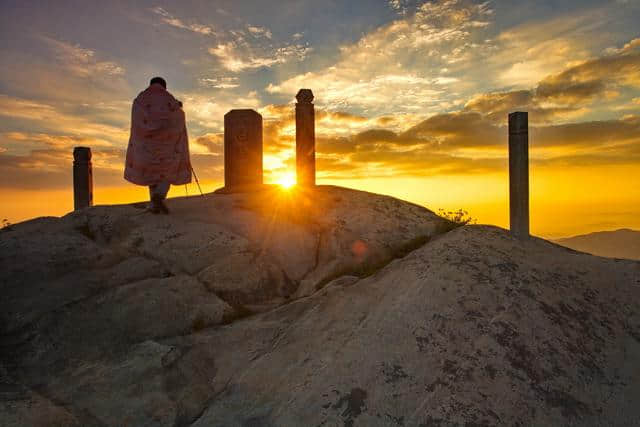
[124,77,192,214]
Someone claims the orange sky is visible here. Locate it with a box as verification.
[3,161,639,239]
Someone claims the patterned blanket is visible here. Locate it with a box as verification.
[124,84,192,186]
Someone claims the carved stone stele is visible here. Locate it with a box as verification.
[224,109,263,190]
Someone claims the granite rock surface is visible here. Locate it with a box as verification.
[1,186,639,426]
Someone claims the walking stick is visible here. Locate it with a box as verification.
[190,164,204,196]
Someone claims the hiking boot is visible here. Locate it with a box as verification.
[157,199,170,214]
[147,202,162,214]
[150,194,170,214]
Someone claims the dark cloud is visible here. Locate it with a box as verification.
[317,136,354,155]
[313,112,640,177]
[193,133,224,154]
[465,44,640,124]
[316,110,368,123]
[533,115,640,148]
[3,39,639,190]
[402,111,503,148]
[0,148,125,190]
[353,129,400,144]
[536,51,640,104]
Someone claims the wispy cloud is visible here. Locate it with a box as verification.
[0,95,128,146]
[388,0,410,15]
[177,90,262,131]
[267,0,493,112]
[152,6,214,35]
[209,40,311,72]
[247,25,272,39]
[2,131,113,151]
[488,8,631,89]
[40,36,125,77]
[198,77,240,89]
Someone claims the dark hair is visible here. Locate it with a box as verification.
[150,77,167,88]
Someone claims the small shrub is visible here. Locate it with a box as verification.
[438,208,476,230]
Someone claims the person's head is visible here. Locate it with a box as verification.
[150,77,167,89]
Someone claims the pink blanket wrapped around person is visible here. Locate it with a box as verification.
[124,84,192,186]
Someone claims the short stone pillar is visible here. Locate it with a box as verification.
[508,112,529,238]
[224,109,263,190]
[296,89,316,186]
[73,147,93,210]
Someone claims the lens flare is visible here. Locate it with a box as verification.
[277,173,296,189]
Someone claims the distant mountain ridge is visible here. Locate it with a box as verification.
[555,228,640,260]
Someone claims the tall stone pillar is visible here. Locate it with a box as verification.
[73,146,93,210]
[296,89,316,186]
[224,109,263,190]
[508,112,529,239]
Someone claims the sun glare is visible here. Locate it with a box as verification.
[277,173,296,189]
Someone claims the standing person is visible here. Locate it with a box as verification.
[124,77,192,214]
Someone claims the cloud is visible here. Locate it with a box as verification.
[316,115,640,178]
[0,95,128,145]
[247,25,272,39]
[1,132,113,155]
[463,38,640,124]
[199,77,240,89]
[40,36,125,77]
[463,90,587,124]
[152,7,214,35]
[604,38,640,56]
[250,92,640,182]
[267,0,493,113]
[491,12,599,88]
[192,133,223,155]
[0,36,131,107]
[177,90,261,132]
[532,115,640,149]
[388,0,410,15]
[209,40,311,72]
[0,147,125,190]
[2,102,638,191]
[536,47,640,104]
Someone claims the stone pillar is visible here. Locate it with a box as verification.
[296,89,316,186]
[73,147,93,210]
[224,109,263,190]
[508,112,529,238]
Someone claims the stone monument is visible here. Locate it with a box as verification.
[508,112,529,239]
[224,109,263,191]
[296,89,316,186]
[73,146,93,210]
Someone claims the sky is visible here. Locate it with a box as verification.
[0,0,639,238]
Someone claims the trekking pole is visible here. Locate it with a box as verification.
[190,164,204,196]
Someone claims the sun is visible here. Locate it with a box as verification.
[277,173,296,190]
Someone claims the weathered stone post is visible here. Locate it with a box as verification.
[296,89,316,186]
[73,146,93,210]
[508,112,529,238]
[224,109,263,190]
